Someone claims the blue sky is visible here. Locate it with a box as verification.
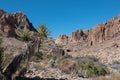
[0,0,120,37]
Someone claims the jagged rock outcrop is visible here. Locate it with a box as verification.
[55,30,87,44]
[69,29,87,42]
[55,34,68,44]
[13,12,36,31]
[0,9,36,37]
[88,15,120,46]
[56,14,120,46]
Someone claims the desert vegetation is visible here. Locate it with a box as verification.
[33,51,109,78]
[17,28,30,41]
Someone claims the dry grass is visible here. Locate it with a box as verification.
[111,73,120,80]
[58,59,78,74]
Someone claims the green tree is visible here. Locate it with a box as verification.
[37,24,50,52]
[37,24,50,38]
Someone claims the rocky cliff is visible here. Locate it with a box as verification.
[55,14,120,46]
[0,9,36,37]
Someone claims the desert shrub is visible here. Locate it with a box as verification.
[58,59,78,74]
[37,24,50,38]
[75,56,109,78]
[17,29,30,41]
[56,56,109,77]
[34,52,44,60]
[56,56,66,62]
[46,54,57,60]
[46,53,72,62]
[85,63,108,77]
[56,54,72,63]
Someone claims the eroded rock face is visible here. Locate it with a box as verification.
[56,14,120,46]
[69,29,87,42]
[88,15,120,46]
[13,12,36,31]
[0,9,36,37]
[0,12,16,37]
[55,30,87,44]
[55,34,68,44]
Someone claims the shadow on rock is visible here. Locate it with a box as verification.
[15,76,66,80]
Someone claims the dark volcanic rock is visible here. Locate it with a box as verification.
[0,9,36,37]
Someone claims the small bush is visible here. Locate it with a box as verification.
[56,56,66,62]
[76,56,109,78]
[17,29,30,41]
[85,63,108,77]
[58,59,78,74]
[46,54,72,62]
[34,52,43,60]
[46,54,57,60]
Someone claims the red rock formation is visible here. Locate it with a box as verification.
[89,14,120,46]
[56,14,120,46]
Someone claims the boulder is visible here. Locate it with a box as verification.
[48,47,65,56]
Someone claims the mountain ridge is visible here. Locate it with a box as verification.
[0,9,36,37]
[55,14,120,46]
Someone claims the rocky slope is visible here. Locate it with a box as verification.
[0,9,36,37]
[55,14,120,72]
[1,9,120,80]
